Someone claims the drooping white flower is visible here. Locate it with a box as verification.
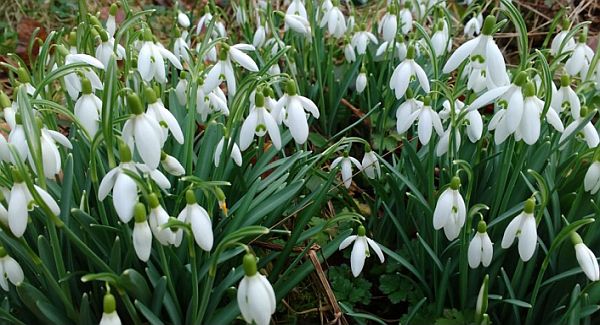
[121,93,165,169]
[361,146,380,179]
[74,77,102,137]
[338,225,385,277]
[443,16,509,89]
[501,198,537,261]
[147,193,176,246]
[433,177,466,241]
[436,126,461,157]
[196,81,229,122]
[287,0,308,19]
[464,13,483,38]
[160,152,185,176]
[468,220,493,268]
[106,4,118,37]
[7,168,60,237]
[37,126,73,179]
[390,45,430,99]
[240,92,281,151]
[351,29,378,55]
[585,160,600,194]
[175,190,213,251]
[173,28,190,65]
[376,37,407,60]
[214,136,242,167]
[132,203,152,262]
[144,87,184,145]
[178,11,190,28]
[95,31,126,68]
[195,9,226,37]
[237,253,276,325]
[0,91,15,129]
[565,34,594,79]
[344,43,356,63]
[137,29,183,83]
[275,80,320,144]
[397,96,443,145]
[253,24,267,48]
[378,6,398,42]
[515,81,564,145]
[395,92,423,134]
[551,30,576,57]
[571,231,600,281]
[559,106,599,149]
[356,72,367,94]
[319,2,346,38]
[431,21,450,56]
[58,45,105,99]
[285,14,311,36]
[440,99,483,142]
[552,75,580,118]
[98,143,170,223]
[99,292,122,325]
[331,153,362,189]
[0,247,24,291]
[399,5,413,35]
[175,72,188,105]
[203,43,259,96]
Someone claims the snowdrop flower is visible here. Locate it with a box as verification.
[331,152,362,189]
[0,91,14,129]
[399,4,413,34]
[74,77,101,137]
[356,71,367,94]
[8,168,60,237]
[395,90,423,134]
[551,75,580,118]
[275,80,320,144]
[95,30,125,68]
[565,33,594,79]
[376,37,407,60]
[284,14,311,36]
[389,46,430,99]
[99,292,121,325]
[501,198,537,261]
[203,43,259,96]
[338,225,385,277]
[240,92,281,151]
[319,1,346,38]
[464,13,483,38]
[440,99,483,142]
[175,190,213,251]
[253,24,267,48]
[57,44,105,99]
[468,220,493,268]
[475,275,489,323]
[132,203,152,262]
[361,145,380,179]
[550,19,576,57]
[98,142,170,223]
[515,81,564,145]
[214,136,242,167]
[106,4,118,37]
[237,253,276,325]
[38,124,73,178]
[431,21,450,56]
[137,29,183,83]
[560,106,599,149]
[0,247,24,291]
[443,16,509,89]
[196,81,229,122]
[195,9,226,37]
[378,5,398,42]
[121,93,165,169]
[144,87,184,144]
[287,0,308,19]
[351,27,378,55]
[400,96,443,145]
[572,232,600,281]
[585,159,600,194]
[175,71,188,105]
[160,152,185,176]
[173,28,190,65]
[147,193,176,246]
[7,115,28,163]
[436,126,461,157]
[14,68,36,98]
[177,11,190,28]
[433,176,466,241]
[344,43,356,63]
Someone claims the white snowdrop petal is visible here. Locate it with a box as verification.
[350,237,367,277]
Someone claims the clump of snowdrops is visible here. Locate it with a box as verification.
[0,0,599,324]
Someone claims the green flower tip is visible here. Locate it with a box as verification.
[99,30,109,42]
[514,71,528,87]
[364,143,372,152]
[17,68,30,84]
[185,190,196,205]
[109,3,118,16]
[242,253,257,276]
[148,193,160,209]
[118,141,132,162]
[406,88,414,99]
[56,44,69,57]
[81,77,92,95]
[450,176,461,190]
[357,225,366,236]
[89,14,101,27]
[11,167,23,183]
[103,292,116,314]
[423,95,431,106]
[143,29,153,42]
[144,87,158,104]
[285,80,297,96]
[133,203,147,223]
[482,15,497,36]
[255,92,265,107]
[262,86,273,98]
[477,220,487,233]
[579,30,588,43]
[522,81,535,98]
[218,47,228,61]
[14,113,22,125]
[435,20,444,32]
[180,71,188,79]
[215,187,226,201]
[0,91,10,108]
[160,151,167,161]
[127,93,144,115]
[560,74,571,87]
[68,31,77,47]
[570,231,583,245]
[524,198,535,214]
[580,106,589,118]
[561,17,570,30]
[406,45,416,60]
[0,246,6,258]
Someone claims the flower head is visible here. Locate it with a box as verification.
[331,152,362,189]
[390,45,430,99]
[433,176,466,240]
[501,198,537,261]
[137,29,183,83]
[237,253,276,325]
[468,220,493,268]
[132,203,152,262]
[338,225,385,277]
[572,232,600,281]
[0,246,24,291]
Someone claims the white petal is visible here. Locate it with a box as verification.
[366,238,385,263]
[468,235,483,268]
[112,174,138,223]
[229,47,259,72]
[501,213,522,249]
[8,185,28,237]
[443,37,480,73]
[133,221,152,262]
[135,116,162,169]
[350,237,367,277]
[339,235,357,250]
[518,215,537,261]
[190,205,213,251]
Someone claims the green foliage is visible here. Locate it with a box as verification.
[329,265,372,306]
